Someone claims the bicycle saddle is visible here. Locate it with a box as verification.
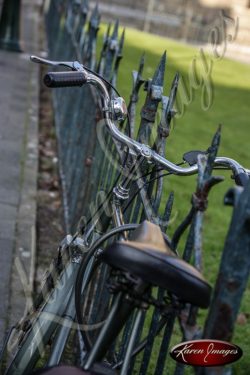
[101,221,211,308]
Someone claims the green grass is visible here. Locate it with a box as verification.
[98,25,250,372]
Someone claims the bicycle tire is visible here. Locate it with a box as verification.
[75,224,173,369]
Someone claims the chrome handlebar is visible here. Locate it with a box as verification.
[86,66,248,179]
[31,55,249,181]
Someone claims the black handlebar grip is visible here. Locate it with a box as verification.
[44,71,87,88]
[235,172,249,187]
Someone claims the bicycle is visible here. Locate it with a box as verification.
[1,55,249,375]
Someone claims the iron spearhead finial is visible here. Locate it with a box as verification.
[151,50,166,87]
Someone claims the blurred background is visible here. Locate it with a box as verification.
[88,0,250,63]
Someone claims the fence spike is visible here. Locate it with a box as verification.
[103,22,112,46]
[148,95,170,206]
[134,53,145,84]
[124,53,145,138]
[204,124,221,179]
[152,50,166,87]
[96,22,111,74]
[132,52,145,90]
[75,0,88,43]
[154,95,169,155]
[136,52,168,217]
[88,2,100,32]
[106,21,112,36]
[111,19,119,39]
[119,27,125,55]
[165,72,179,125]
[138,52,166,143]
[103,20,119,81]
[111,27,125,86]
[83,2,100,68]
[91,3,99,19]
[154,72,179,156]
[138,52,145,78]
[106,21,112,38]
[89,3,100,31]
[78,0,89,49]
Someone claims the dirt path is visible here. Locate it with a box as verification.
[34,65,65,292]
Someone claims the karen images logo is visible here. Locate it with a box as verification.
[170,340,242,366]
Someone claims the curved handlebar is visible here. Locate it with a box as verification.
[31,55,249,186]
[86,71,249,185]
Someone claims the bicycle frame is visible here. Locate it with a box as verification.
[5,156,146,374]
[6,261,79,374]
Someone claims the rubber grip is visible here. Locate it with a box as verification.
[44,71,87,88]
[235,172,249,187]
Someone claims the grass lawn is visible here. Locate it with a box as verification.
[97,24,250,373]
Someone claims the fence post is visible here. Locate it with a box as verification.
[0,0,22,51]
[200,181,250,375]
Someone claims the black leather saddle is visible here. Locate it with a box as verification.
[101,221,211,308]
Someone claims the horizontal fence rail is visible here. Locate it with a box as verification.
[44,1,250,374]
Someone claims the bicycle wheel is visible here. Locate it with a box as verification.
[75,224,174,372]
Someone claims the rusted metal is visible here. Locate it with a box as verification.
[138,51,166,143]
[198,181,250,375]
[156,73,179,155]
[172,128,224,375]
[182,127,224,264]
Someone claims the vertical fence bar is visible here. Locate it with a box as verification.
[173,128,223,375]
[199,181,250,375]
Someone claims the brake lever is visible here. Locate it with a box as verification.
[30,55,84,72]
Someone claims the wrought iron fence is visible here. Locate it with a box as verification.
[44,1,250,374]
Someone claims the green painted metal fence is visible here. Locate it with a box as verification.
[44,1,250,374]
